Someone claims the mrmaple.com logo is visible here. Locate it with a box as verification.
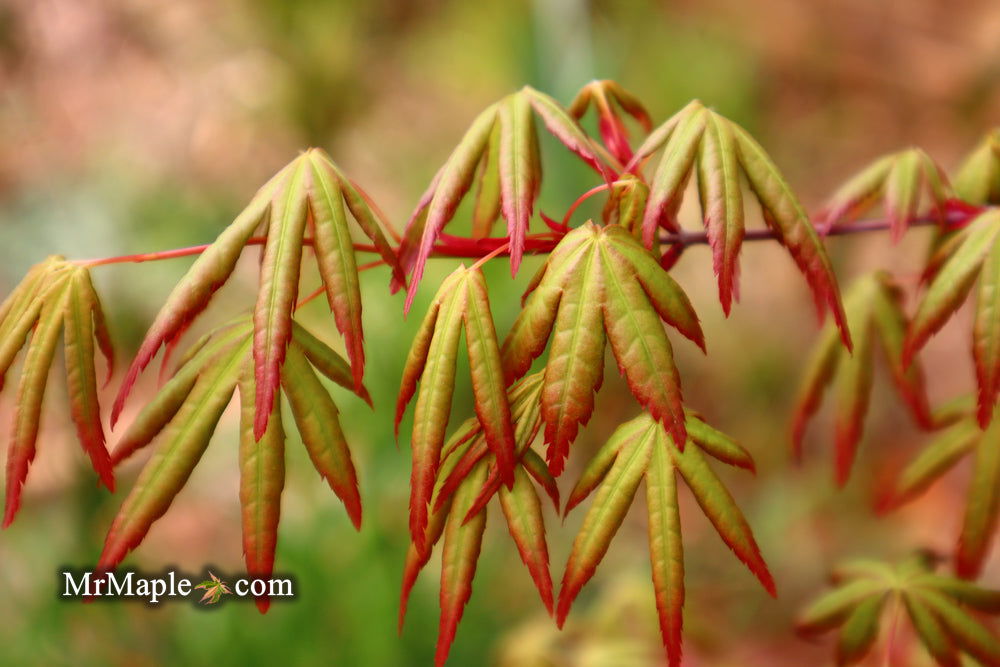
[60,569,294,606]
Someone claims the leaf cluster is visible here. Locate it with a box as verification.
[101,316,369,612]
[798,554,1000,666]
[792,271,934,485]
[0,256,115,526]
[395,85,617,308]
[818,147,953,240]
[113,148,400,440]
[626,100,852,329]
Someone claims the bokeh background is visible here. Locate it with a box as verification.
[1,0,999,664]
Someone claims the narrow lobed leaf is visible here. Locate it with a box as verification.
[253,157,310,439]
[281,342,362,530]
[237,366,286,613]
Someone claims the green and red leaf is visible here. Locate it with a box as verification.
[113,188,271,426]
[98,336,247,568]
[282,342,362,530]
[4,277,72,527]
[732,122,851,350]
[63,268,114,491]
[645,436,684,666]
[238,368,286,613]
[253,158,309,438]
[498,466,553,615]
[905,210,1000,368]
[436,461,489,667]
[956,424,1000,578]
[404,105,498,312]
[800,553,1000,666]
[696,111,745,314]
[497,92,540,275]
[556,419,654,626]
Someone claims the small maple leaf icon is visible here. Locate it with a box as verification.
[194,572,232,605]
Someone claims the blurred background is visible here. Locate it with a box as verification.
[1,0,999,664]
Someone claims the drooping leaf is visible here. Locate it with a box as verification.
[98,334,249,569]
[799,554,1000,666]
[975,239,1000,427]
[956,426,1000,579]
[100,317,367,589]
[290,321,372,407]
[471,122,503,238]
[237,367,286,614]
[877,417,980,513]
[626,102,851,341]
[398,88,614,308]
[254,158,310,439]
[818,148,954,241]
[696,111,745,314]
[641,103,707,244]
[462,269,517,487]
[557,418,655,626]
[62,269,115,492]
[5,278,73,527]
[501,223,702,475]
[0,260,116,527]
[817,154,896,231]
[282,341,362,530]
[498,465,553,615]
[568,80,653,165]
[497,91,541,275]
[111,320,253,465]
[114,149,401,438]
[111,189,272,426]
[396,266,517,551]
[731,122,851,348]
[906,209,1000,425]
[791,273,935,483]
[400,374,552,663]
[541,234,606,475]
[645,435,684,666]
[435,461,489,667]
[399,374,555,666]
[559,412,768,663]
[402,105,498,311]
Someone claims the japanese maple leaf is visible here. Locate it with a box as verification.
[194,572,233,605]
[798,553,1000,666]
[791,271,934,485]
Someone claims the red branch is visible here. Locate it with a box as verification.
[73,206,983,268]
